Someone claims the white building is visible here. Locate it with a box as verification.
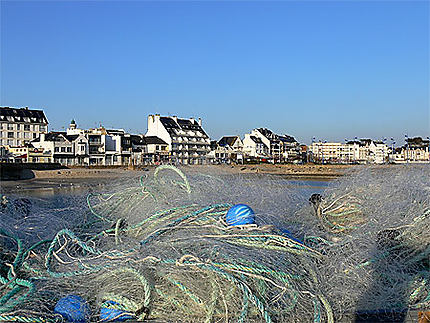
[390,137,430,163]
[31,132,88,166]
[0,107,48,147]
[208,136,244,164]
[250,128,300,163]
[309,139,389,164]
[146,115,211,165]
[243,134,269,158]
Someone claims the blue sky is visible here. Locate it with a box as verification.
[1,1,429,144]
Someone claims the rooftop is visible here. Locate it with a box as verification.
[0,107,48,124]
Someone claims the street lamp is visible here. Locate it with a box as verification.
[427,136,430,162]
[405,134,409,165]
[390,138,395,163]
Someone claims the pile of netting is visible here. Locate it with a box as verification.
[0,166,332,322]
[301,165,430,320]
[1,165,429,322]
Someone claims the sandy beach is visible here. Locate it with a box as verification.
[28,164,354,180]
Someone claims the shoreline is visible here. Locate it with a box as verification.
[25,163,352,181]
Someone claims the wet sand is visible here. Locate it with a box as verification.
[0,164,351,194]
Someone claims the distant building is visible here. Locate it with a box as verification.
[250,128,300,163]
[309,139,389,164]
[31,132,86,166]
[243,134,269,159]
[146,115,211,165]
[208,136,244,164]
[131,135,169,165]
[391,137,430,163]
[0,107,48,147]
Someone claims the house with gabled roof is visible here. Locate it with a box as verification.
[146,114,211,165]
[31,131,87,166]
[243,134,269,159]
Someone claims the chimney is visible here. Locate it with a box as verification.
[172,115,178,122]
[189,117,195,124]
[198,117,202,126]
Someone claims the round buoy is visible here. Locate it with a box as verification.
[226,204,255,226]
[100,300,134,322]
[54,295,91,323]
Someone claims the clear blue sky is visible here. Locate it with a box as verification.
[1,1,429,144]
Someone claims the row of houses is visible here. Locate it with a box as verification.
[208,128,303,164]
[1,107,429,165]
[309,137,430,164]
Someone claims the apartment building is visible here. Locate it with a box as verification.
[0,107,48,147]
[146,115,211,165]
[250,128,300,163]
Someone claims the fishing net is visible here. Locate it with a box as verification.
[0,165,429,322]
[302,165,430,319]
[0,166,331,322]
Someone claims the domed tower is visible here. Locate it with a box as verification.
[69,119,77,130]
[67,119,80,135]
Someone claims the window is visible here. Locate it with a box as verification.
[67,147,72,153]
[33,133,37,139]
[40,125,46,132]
[61,147,66,152]
[80,145,85,151]
[8,132,14,138]
[54,147,59,152]
[7,124,14,130]
[156,145,160,150]
[24,125,30,131]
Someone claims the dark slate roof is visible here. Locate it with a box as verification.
[45,132,69,142]
[131,135,145,145]
[406,137,430,148]
[0,107,48,124]
[218,136,239,147]
[144,136,167,145]
[256,128,279,141]
[160,116,208,137]
[250,136,264,144]
[160,117,180,130]
[33,132,77,143]
[279,134,297,143]
[65,135,79,142]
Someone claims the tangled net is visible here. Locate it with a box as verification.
[304,166,430,319]
[0,165,429,322]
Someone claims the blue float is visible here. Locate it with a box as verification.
[54,295,91,323]
[226,204,255,226]
[100,300,134,322]
[279,228,304,244]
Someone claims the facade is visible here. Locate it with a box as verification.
[0,107,48,147]
[31,132,85,166]
[130,135,169,165]
[309,139,389,164]
[391,137,430,163]
[208,136,244,164]
[146,115,211,165]
[243,134,269,158]
[309,142,346,163]
[250,128,300,163]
